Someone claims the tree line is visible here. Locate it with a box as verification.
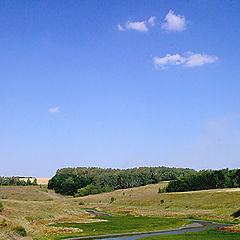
[0,177,37,186]
[166,168,240,192]
[47,166,195,196]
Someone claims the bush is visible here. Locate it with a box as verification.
[79,201,85,205]
[0,219,7,227]
[12,226,27,236]
[110,197,115,204]
[158,187,166,193]
[0,201,3,213]
[231,209,240,218]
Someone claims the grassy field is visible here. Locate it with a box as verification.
[0,185,53,201]
[79,182,240,222]
[0,183,240,239]
[140,229,240,240]
[53,215,188,238]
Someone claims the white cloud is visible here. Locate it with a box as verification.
[162,10,186,32]
[185,53,219,67]
[153,54,185,69]
[148,16,156,26]
[117,24,124,31]
[125,21,148,32]
[154,52,218,69]
[48,106,59,113]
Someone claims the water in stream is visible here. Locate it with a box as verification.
[98,222,228,240]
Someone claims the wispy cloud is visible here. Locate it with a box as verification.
[148,16,156,26]
[125,20,148,32]
[162,10,187,32]
[118,16,157,32]
[154,52,218,69]
[117,24,125,31]
[48,106,60,113]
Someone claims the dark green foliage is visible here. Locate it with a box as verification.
[79,201,85,205]
[26,178,32,185]
[166,168,240,193]
[12,226,27,236]
[231,209,240,218]
[0,201,3,213]
[0,176,37,186]
[32,178,38,185]
[48,173,86,195]
[48,166,195,196]
[160,199,164,204]
[158,187,166,193]
[110,197,115,203]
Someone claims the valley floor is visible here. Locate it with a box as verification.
[0,183,239,239]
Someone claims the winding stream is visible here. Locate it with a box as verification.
[95,220,230,240]
[64,210,231,240]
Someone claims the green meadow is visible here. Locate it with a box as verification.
[140,229,240,240]
[53,215,188,238]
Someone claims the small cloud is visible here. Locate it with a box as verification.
[148,16,156,26]
[117,24,125,31]
[162,10,186,32]
[125,20,148,32]
[153,54,185,69]
[48,106,60,113]
[184,53,219,67]
[153,52,218,69]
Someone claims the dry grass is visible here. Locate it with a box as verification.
[78,183,240,222]
[36,178,50,185]
[0,183,239,239]
[0,186,54,201]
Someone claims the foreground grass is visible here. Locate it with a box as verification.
[53,215,188,238]
[0,184,240,239]
[140,229,240,240]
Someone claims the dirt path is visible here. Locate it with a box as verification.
[85,209,115,217]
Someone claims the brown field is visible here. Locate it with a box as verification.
[19,178,50,185]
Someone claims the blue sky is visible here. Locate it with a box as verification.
[1,0,240,177]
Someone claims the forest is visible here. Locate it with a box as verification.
[0,176,37,186]
[47,166,195,196]
[166,168,240,192]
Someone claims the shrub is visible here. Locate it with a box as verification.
[79,201,85,205]
[160,199,164,204]
[0,201,3,213]
[231,209,240,218]
[110,197,115,204]
[0,219,7,227]
[12,226,27,236]
[158,187,166,193]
